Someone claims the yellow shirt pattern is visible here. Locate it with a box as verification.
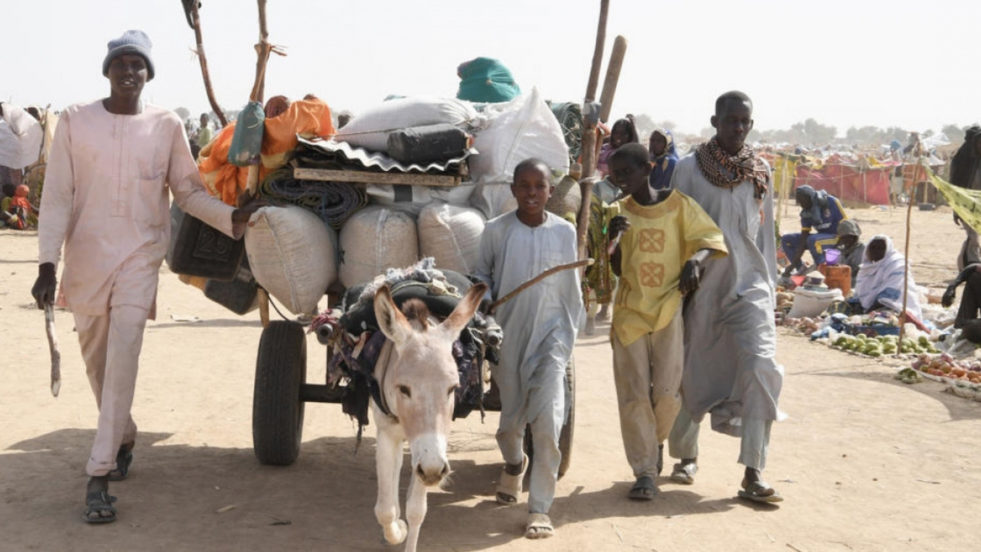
[612,191,728,346]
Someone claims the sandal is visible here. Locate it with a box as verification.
[669,461,697,485]
[83,489,117,523]
[525,513,554,539]
[628,475,657,501]
[738,477,783,503]
[108,446,133,482]
[495,454,528,505]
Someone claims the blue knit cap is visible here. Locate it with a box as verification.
[102,30,155,80]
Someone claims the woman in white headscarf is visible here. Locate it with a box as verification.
[852,234,922,320]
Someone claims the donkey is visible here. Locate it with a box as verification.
[371,282,487,552]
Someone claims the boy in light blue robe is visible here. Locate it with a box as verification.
[474,158,583,539]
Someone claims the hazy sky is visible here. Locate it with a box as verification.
[3,0,978,136]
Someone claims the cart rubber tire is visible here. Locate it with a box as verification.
[252,320,306,466]
[523,358,575,479]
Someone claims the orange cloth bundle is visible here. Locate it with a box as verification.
[197,98,335,205]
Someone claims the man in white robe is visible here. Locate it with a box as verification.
[31,30,259,523]
[666,91,785,503]
[474,159,583,538]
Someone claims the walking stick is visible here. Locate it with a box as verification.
[44,304,61,397]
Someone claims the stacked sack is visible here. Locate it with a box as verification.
[232,91,572,315]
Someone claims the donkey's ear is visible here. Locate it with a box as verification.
[441,283,487,337]
[374,285,412,347]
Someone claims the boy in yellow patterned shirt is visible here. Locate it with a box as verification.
[606,143,728,500]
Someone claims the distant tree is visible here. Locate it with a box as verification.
[942,124,966,143]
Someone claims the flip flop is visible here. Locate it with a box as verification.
[738,478,784,504]
[628,475,657,501]
[525,513,554,539]
[496,454,528,505]
[83,489,117,523]
[108,447,133,482]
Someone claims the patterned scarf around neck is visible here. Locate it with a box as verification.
[695,137,769,199]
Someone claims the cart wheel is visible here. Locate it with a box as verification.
[252,320,306,465]
[523,358,576,479]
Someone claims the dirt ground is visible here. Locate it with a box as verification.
[2,204,980,552]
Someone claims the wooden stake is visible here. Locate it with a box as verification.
[584,0,609,103]
[187,1,227,127]
[597,36,627,124]
[898,154,922,354]
[576,0,611,261]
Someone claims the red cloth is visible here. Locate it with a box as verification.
[794,164,891,205]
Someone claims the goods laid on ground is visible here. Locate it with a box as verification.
[245,205,338,315]
[902,353,981,402]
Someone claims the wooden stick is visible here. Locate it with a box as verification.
[576,176,597,262]
[597,36,627,124]
[577,0,611,259]
[584,0,610,102]
[44,304,61,397]
[489,259,594,314]
[898,155,921,354]
[188,1,227,127]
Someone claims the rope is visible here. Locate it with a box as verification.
[259,166,367,229]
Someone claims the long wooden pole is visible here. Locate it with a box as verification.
[187,1,227,127]
[584,0,609,104]
[897,153,922,354]
[597,36,627,124]
[576,0,611,262]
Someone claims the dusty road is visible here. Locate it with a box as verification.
[2,205,980,551]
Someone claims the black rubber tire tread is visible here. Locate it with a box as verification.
[252,320,306,465]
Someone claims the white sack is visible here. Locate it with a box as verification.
[245,205,337,315]
[0,104,44,169]
[417,202,486,274]
[365,183,475,216]
[339,205,419,287]
[468,87,570,184]
[470,182,518,220]
[334,96,479,153]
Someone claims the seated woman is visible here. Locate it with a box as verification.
[942,264,981,343]
[850,235,922,321]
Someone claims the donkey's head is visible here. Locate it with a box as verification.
[373,282,487,487]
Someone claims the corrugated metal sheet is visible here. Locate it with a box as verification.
[297,137,474,174]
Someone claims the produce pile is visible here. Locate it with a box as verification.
[831,334,939,357]
[910,352,981,385]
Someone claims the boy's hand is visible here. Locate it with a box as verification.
[680,259,701,295]
[608,215,630,240]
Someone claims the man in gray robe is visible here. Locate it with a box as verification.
[666,91,785,503]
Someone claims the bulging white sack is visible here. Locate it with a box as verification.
[245,205,337,315]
